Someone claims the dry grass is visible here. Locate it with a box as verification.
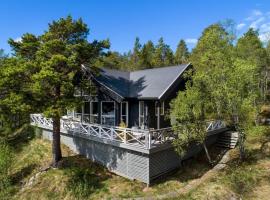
[3,125,270,199]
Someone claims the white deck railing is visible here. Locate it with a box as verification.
[30,114,226,149]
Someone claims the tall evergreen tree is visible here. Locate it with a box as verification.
[139,40,155,68]
[153,37,174,67]
[130,37,142,70]
[4,16,109,166]
[175,39,189,64]
[95,51,129,70]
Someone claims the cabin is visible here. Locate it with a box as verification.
[31,63,227,185]
[70,63,191,129]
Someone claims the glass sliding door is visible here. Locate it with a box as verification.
[139,101,145,128]
[90,101,98,123]
[101,101,115,126]
[74,105,82,121]
[121,102,128,126]
[82,101,90,123]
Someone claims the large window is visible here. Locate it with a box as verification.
[155,101,165,116]
[90,101,98,123]
[74,105,82,121]
[101,101,115,126]
[139,101,144,128]
[83,101,90,123]
[121,102,128,126]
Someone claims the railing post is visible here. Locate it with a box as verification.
[145,131,149,149]
[88,124,91,135]
[148,131,151,149]
[110,127,113,140]
[124,129,127,144]
[99,126,101,137]
[145,131,151,149]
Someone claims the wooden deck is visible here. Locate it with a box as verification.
[30,114,227,151]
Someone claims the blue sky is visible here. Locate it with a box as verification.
[1,0,270,54]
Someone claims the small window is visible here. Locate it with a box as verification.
[155,101,165,116]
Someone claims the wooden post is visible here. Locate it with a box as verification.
[124,129,127,143]
[115,102,120,126]
[145,131,149,149]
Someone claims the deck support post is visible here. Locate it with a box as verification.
[145,131,151,149]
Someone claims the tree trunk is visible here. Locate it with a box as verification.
[52,115,62,167]
[238,130,246,161]
[203,141,212,164]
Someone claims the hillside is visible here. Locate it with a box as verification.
[2,126,270,200]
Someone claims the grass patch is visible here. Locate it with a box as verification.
[224,165,263,195]
[2,125,270,199]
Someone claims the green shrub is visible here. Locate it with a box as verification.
[65,168,105,199]
[225,166,261,195]
[0,141,13,198]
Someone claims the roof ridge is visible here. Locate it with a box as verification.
[101,63,190,74]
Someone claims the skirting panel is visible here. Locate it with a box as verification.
[40,129,219,184]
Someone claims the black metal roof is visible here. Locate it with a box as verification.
[95,63,191,100]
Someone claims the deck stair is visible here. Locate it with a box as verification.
[216,131,239,148]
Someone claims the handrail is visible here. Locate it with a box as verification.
[30,114,226,149]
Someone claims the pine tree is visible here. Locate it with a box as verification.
[153,37,174,67]
[4,16,109,166]
[130,37,142,70]
[175,39,189,64]
[139,40,155,69]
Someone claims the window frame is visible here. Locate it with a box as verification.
[120,101,129,126]
[155,101,165,116]
[90,101,99,124]
[101,101,116,126]
[139,101,145,128]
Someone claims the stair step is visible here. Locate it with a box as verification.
[219,139,238,142]
[222,132,239,137]
[216,131,239,149]
[216,143,237,148]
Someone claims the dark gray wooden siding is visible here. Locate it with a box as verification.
[40,128,220,184]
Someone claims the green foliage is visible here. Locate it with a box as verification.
[96,37,176,71]
[153,37,174,67]
[0,15,109,130]
[236,28,267,68]
[0,141,13,198]
[225,165,262,195]
[130,37,142,70]
[65,168,106,199]
[175,39,189,64]
[171,23,261,161]
[191,24,233,72]
[140,40,155,68]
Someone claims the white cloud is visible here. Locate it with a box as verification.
[245,9,263,21]
[250,17,265,29]
[260,23,270,32]
[14,37,22,42]
[236,23,246,30]
[238,9,270,43]
[185,38,198,44]
[259,32,270,43]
